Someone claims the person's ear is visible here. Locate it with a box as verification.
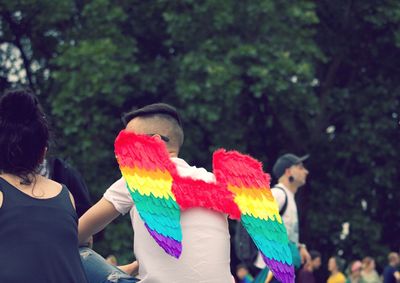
[152,134,162,141]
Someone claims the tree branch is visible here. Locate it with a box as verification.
[309,0,354,143]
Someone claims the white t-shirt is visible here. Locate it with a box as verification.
[271,183,299,244]
[254,183,299,269]
[104,157,234,283]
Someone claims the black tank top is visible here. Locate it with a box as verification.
[0,178,88,283]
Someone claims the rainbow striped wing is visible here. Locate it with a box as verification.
[213,149,294,283]
[114,130,182,258]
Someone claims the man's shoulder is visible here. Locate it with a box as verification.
[104,177,129,197]
[328,272,346,283]
[271,185,287,197]
[383,265,396,274]
[271,184,289,191]
[107,177,126,190]
[337,272,347,280]
[172,157,215,182]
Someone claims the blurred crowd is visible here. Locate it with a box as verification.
[234,250,400,283]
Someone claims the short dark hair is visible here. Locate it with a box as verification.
[333,256,345,271]
[310,250,321,260]
[0,88,49,179]
[121,103,183,128]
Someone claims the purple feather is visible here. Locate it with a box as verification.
[262,253,295,283]
[145,223,182,258]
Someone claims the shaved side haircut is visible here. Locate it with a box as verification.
[122,103,184,150]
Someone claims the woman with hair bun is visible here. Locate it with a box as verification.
[0,89,88,283]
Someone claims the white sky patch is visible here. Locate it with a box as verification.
[326,125,335,134]
[340,222,350,240]
[310,78,319,87]
[13,11,22,21]
[326,125,336,140]
[0,43,27,83]
[361,199,368,211]
[31,60,41,72]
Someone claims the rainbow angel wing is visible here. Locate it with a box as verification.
[114,130,241,257]
[213,149,294,283]
[114,130,182,258]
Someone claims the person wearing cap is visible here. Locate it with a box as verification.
[78,103,235,283]
[253,153,311,282]
[271,153,310,256]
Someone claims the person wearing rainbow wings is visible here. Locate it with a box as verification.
[79,103,294,283]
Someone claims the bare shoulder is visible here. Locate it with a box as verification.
[39,176,62,188]
[40,176,75,206]
[36,175,63,196]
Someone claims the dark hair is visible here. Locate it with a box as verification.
[0,88,49,180]
[121,103,183,128]
[310,250,321,260]
[332,256,345,271]
[362,256,374,266]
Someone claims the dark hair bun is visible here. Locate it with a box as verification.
[0,89,39,124]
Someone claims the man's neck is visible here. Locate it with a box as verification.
[279,179,298,194]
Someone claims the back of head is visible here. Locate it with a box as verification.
[0,88,49,178]
[122,103,184,154]
[310,250,321,261]
[362,256,373,267]
[388,252,399,265]
[351,260,362,273]
[122,103,183,128]
[334,256,345,272]
[308,250,321,270]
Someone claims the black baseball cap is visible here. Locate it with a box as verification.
[272,153,309,179]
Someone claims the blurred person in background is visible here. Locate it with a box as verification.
[253,153,311,283]
[236,263,254,283]
[346,260,364,283]
[383,252,399,283]
[270,153,311,266]
[327,256,347,283]
[297,250,322,283]
[361,257,381,283]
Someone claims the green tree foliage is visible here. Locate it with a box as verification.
[1,0,399,267]
[306,1,400,266]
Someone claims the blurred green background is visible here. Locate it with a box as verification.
[1,0,399,275]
